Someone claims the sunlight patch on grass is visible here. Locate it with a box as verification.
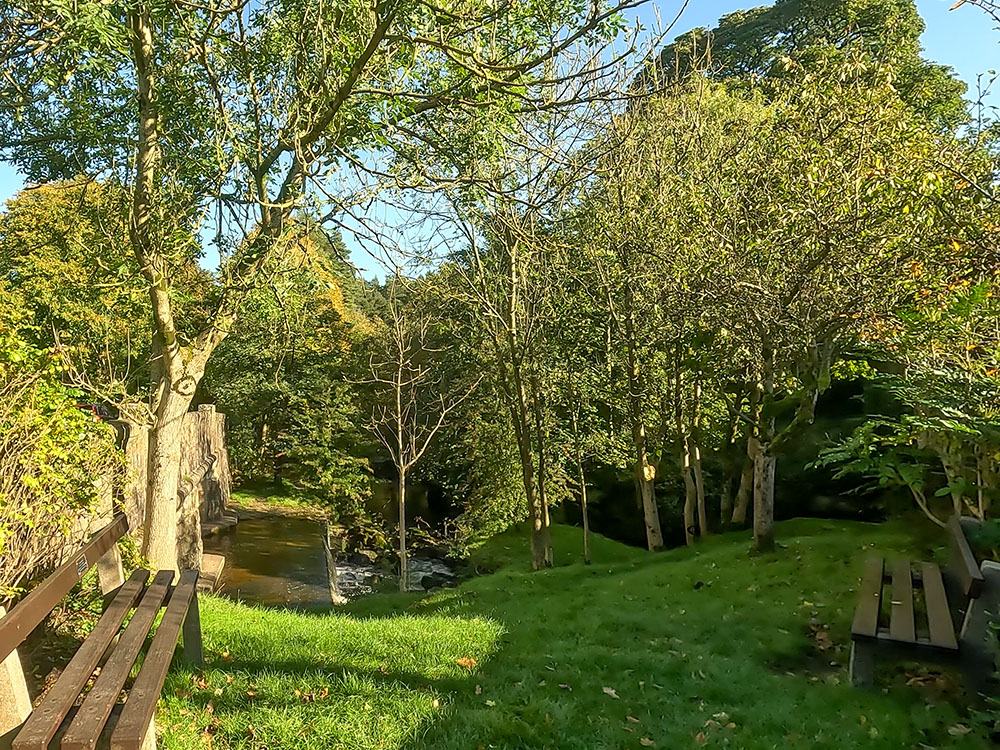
[158,519,990,749]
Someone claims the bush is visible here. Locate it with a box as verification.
[0,318,122,599]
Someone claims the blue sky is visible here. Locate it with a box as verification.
[0,0,996,275]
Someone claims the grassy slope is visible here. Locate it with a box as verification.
[158,519,988,749]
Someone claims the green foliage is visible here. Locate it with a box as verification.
[0,182,148,394]
[0,301,123,598]
[0,180,215,402]
[647,0,967,130]
[204,230,377,522]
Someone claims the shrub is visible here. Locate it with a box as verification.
[0,316,122,599]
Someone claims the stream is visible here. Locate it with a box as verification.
[203,516,331,610]
[204,515,458,608]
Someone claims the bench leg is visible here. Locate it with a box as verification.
[960,643,991,706]
[0,607,32,736]
[182,592,204,665]
[140,716,156,750]
[850,641,876,687]
[958,560,1000,703]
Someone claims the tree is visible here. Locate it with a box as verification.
[646,0,967,130]
[581,45,989,553]
[1,0,639,570]
[0,182,157,403]
[667,60,987,551]
[951,0,1000,24]
[452,206,558,569]
[816,202,1000,524]
[364,277,478,590]
[203,228,375,512]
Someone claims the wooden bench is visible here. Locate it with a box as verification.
[0,515,202,750]
[849,515,999,699]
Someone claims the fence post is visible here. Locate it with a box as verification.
[0,606,32,735]
[95,478,126,595]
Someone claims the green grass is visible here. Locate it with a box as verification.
[230,483,326,511]
[158,519,990,749]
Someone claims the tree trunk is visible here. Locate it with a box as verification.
[571,407,591,565]
[751,437,777,553]
[398,469,407,592]
[693,437,708,537]
[625,306,663,550]
[731,451,754,525]
[731,383,761,527]
[579,462,591,565]
[750,346,777,553]
[530,371,554,568]
[143,384,192,572]
[692,378,708,536]
[720,475,734,529]
[509,363,551,569]
[676,367,696,545]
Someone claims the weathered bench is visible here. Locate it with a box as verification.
[0,514,202,750]
[850,515,999,699]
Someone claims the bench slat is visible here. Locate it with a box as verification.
[921,562,959,651]
[888,559,916,643]
[61,571,174,750]
[852,557,884,639]
[111,571,200,750]
[11,570,150,750]
[949,516,985,599]
[0,515,128,665]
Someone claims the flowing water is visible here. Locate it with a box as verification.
[203,516,332,610]
[204,514,459,608]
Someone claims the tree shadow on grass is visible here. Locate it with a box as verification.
[157,602,504,750]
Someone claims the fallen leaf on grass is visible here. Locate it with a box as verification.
[627,716,640,723]
[456,657,478,669]
[809,622,833,651]
[640,738,654,747]
[948,725,971,736]
[694,732,706,744]
[602,686,620,699]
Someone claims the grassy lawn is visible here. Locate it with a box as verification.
[229,484,327,511]
[158,519,990,749]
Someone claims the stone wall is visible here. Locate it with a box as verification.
[113,405,231,569]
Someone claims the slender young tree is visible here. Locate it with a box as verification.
[365,277,478,590]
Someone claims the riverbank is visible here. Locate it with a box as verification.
[157,519,990,749]
[229,486,332,522]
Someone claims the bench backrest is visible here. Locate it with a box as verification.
[949,515,985,600]
[0,514,128,665]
